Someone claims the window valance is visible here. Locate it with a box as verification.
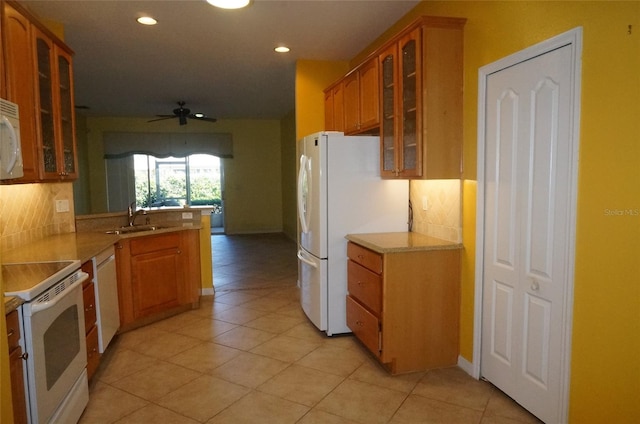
[103,132,233,159]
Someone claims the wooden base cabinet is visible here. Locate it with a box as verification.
[346,241,460,374]
[116,230,201,331]
[81,260,100,380]
[6,309,28,424]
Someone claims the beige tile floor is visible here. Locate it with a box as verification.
[79,233,542,424]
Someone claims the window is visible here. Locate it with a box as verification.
[134,154,222,210]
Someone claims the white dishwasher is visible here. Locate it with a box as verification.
[93,245,120,352]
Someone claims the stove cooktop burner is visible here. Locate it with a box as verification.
[3,260,81,301]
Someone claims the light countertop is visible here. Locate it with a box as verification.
[345,232,462,254]
[2,226,199,312]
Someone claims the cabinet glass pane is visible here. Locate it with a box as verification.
[402,39,417,171]
[58,55,75,173]
[382,54,395,172]
[37,39,57,173]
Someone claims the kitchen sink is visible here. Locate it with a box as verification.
[105,225,171,235]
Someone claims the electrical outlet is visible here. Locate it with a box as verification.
[182,212,193,220]
[55,199,70,213]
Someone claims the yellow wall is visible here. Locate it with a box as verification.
[280,109,298,241]
[81,117,284,235]
[296,1,640,422]
[295,60,349,140]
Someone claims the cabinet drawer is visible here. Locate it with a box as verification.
[130,232,180,255]
[83,282,97,333]
[347,260,382,315]
[346,296,380,356]
[81,260,94,286]
[86,324,100,380]
[6,309,21,350]
[347,242,382,273]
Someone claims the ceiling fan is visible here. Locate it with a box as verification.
[148,101,217,125]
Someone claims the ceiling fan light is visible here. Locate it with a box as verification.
[194,113,205,118]
[206,0,251,9]
[274,46,290,53]
[136,16,157,25]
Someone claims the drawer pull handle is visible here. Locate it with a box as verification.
[357,281,364,286]
[356,320,364,327]
[358,254,364,260]
[20,352,28,361]
[7,328,15,338]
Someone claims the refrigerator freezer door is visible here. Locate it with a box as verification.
[298,134,328,259]
[297,247,327,331]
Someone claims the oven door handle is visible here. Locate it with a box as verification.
[30,272,89,314]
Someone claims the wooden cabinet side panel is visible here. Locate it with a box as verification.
[381,249,460,373]
[422,25,464,179]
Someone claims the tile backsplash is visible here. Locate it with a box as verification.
[0,182,75,252]
[410,179,461,243]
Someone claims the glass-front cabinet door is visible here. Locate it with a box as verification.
[34,29,77,180]
[398,28,422,178]
[35,33,58,177]
[57,49,77,178]
[379,44,397,177]
[379,27,422,179]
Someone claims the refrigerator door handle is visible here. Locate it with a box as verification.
[297,249,318,268]
[297,154,310,234]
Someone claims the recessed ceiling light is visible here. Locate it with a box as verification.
[275,46,290,53]
[137,16,157,25]
[206,0,251,9]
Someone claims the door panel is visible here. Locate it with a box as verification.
[482,44,574,423]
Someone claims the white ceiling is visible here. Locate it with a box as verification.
[22,0,420,121]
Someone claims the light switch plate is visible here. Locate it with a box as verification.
[55,199,70,213]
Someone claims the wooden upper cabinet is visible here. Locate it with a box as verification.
[323,16,465,179]
[324,81,344,132]
[357,58,379,132]
[343,71,359,133]
[3,2,40,181]
[382,17,465,179]
[2,1,78,183]
[343,57,379,135]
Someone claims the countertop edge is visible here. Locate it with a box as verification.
[345,232,463,254]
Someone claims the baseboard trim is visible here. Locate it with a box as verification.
[457,355,476,378]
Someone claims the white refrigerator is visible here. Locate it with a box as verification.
[297,131,409,335]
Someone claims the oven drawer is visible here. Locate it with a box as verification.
[347,260,382,315]
[347,242,382,273]
[346,295,380,356]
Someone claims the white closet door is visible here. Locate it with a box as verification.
[482,44,574,424]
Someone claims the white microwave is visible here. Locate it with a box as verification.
[0,98,23,180]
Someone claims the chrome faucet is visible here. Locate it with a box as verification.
[128,201,147,226]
